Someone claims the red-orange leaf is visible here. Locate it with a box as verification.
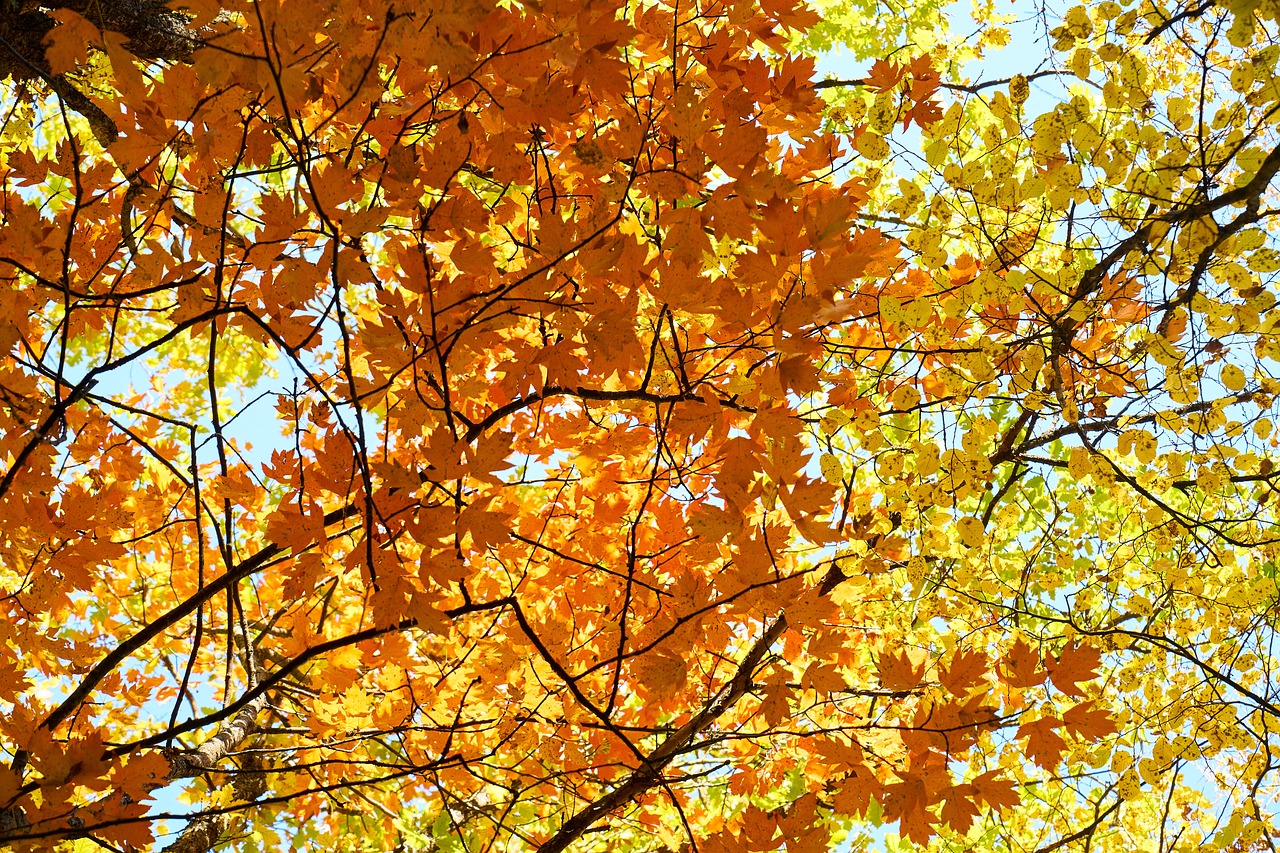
[876,647,926,691]
[939,647,988,696]
[1016,716,1067,769]
[999,637,1047,688]
[939,784,980,832]
[971,769,1020,811]
[907,54,941,99]
[865,58,905,93]
[1048,641,1103,698]
[1062,701,1118,740]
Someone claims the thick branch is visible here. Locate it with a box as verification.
[0,0,200,79]
[0,0,205,146]
[161,814,232,853]
[165,692,269,780]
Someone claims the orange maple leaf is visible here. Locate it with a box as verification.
[42,9,99,76]
[907,98,943,129]
[0,767,20,808]
[1062,701,1118,740]
[635,647,689,699]
[738,805,779,851]
[776,793,830,853]
[104,31,148,101]
[1016,716,1067,769]
[939,784,980,832]
[971,769,1020,810]
[112,751,171,802]
[757,678,793,728]
[999,637,1047,688]
[459,499,513,552]
[1047,641,1103,697]
[865,59,905,93]
[880,776,933,843]
[907,54,941,100]
[813,735,864,771]
[876,647,926,691]
[939,647,988,695]
[93,803,153,850]
[832,763,880,816]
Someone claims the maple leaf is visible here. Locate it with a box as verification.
[1017,716,1067,769]
[876,647,926,690]
[103,31,148,102]
[880,776,934,844]
[775,794,826,852]
[1062,701,1118,740]
[0,767,20,807]
[32,729,110,789]
[42,9,99,76]
[907,98,943,129]
[460,499,514,552]
[999,637,1047,688]
[778,353,823,397]
[341,685,375,728]
[907,54,941,99]
[635,647,689,699]
[467,430,517,484]
[405,588,451,635]
[661,206,712,267]
[939,647,988,695]
[801,660,848,693]
[971,770,1019,811]
[757,679,793,727]
[805,194,854,249]
[832,763,880,817]
[738,805,779,851]
[703,827,751,853]
[1047,641,1103,697]
[94,802,154,851]
[813,735,864,771]
[113,751,172,802]
[939,784,980,832]
[865,58,905,92]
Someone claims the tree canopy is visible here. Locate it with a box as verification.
[1,0,1279,851]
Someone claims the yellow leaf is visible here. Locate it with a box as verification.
[856,132,891,160]
[1071,48,1092,79]
[892,384,920,410]
[955,516,985,548]
[1221,363,1247,391]
[1117,768,1142,800]
[1009,74,1030,105]
[819,452,843,484]
[342,685,373,719]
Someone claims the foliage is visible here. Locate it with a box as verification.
[0,0,1278,851]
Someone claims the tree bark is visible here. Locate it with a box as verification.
[0,0,205,145]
